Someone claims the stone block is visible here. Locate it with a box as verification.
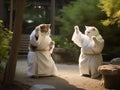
[110,57,120,65]
[98,65,120,89]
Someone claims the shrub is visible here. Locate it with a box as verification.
[98,0,120,27]
[0,20,13,71]
[52,35,80,62]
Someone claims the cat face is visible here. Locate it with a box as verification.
[39,24,51,33]
[85,26,99,38]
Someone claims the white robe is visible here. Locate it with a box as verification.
[72,29,104,78]
[27,28,58,77]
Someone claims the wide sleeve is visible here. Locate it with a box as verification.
[71,29,85,47]
[49,41,55,54]
[92,35,104,54]
[29,27,41,47]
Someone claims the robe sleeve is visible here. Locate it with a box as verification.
[49,41,55,54]
[92,35,104,54]
[71,29,85,47]
[29,27,41,47]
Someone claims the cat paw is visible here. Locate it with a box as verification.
[50,41,55,46]
[74,25,79,30]
[92,36,97,41]
[74,25,80,34]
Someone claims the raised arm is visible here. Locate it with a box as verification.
[49,40,55,54]
[72,25,85,47]
[92,35,104,54]
[29,26,41,47]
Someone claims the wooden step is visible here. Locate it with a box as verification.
[18,34,29,55]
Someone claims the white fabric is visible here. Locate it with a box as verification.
[27,26,58,77]
[72,26,104,78]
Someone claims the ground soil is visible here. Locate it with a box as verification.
[0,59,107,90]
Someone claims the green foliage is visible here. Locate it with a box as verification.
[61,38,80,62]
[98,0,120,27]
[102,26,120,60]
[52,35,80,62]
[24,8,45,24]
[0,20,13,71]
[52,35,61,48]
[55,0,103,62]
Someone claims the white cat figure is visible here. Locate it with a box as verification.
[72,25,104,78]
[27,24,58,77]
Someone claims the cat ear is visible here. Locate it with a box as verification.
[47,24,51,27]
[40,24,46,30]
[93,27,100,35]
[47,24,51,34]
[35,26,40,30]
[92,27,96,31]
[93,27,99,32]
[85,25,88,29]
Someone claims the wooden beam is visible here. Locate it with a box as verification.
[3,0,25,85]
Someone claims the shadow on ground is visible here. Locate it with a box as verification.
[15,75,84,90]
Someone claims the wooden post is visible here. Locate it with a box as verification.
[98,65,120,89]
[0,0,4,20]
[3,0,25,85]
[9,0,13,30]
[50,0,55,35]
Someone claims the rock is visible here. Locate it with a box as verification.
[30,84,56,90]
[52,48,73,63]
[52,48,67,63]
[110,57,120,65]
[98,65,120,89]
[53,48,66,54]
[98,65,120,75]
[102,62,110,65]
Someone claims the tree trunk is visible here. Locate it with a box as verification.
[3,0,25,85]
[9,0,13,30]
[0,0,4,20]
[50,0,55,35]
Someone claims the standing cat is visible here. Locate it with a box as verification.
[72,25,104,78]
[27,24,58,78]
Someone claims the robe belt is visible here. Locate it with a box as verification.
[30,48,50,52]
[83,53,101,55]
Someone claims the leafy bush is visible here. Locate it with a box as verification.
[98,0,120,27]
[0,20,13,71]
[52,35,80,62]
[52,35,61,48]
[98,0,120,59]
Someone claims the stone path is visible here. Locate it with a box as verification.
[15,59,106,90]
